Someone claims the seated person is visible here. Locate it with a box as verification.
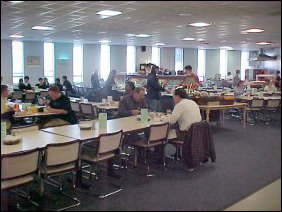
[43,77,50,89]
[169,88,202,141]
[54,78,63,91]
[62,76,73,92]
[39,85,77,128]
[1,85,15,132]
[264,79,276,92]
[18,78,24,90]
[226,72,233,81]
[19,76,32,91]
[233,80,245,97]
[35,78,45,89]
[118,87,148,118]
[124,81,135,96]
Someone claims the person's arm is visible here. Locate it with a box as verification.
[169,104,182,125]
[118,98,133,117]
[46,105,68,114]
[27,84,32,90]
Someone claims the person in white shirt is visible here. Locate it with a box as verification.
[226,72,233,81]
[264,79,277,92]
[169,88,202,141]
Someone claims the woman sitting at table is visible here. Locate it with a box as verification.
[233,80,245,97]
[264,79,277,92]
[1,85,15,132]
[124,81,135,96]
[38,85,77,128]
[19,76,32,91]
[35,78,45,89]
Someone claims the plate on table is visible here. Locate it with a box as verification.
[2,135,21,145]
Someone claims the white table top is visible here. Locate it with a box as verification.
[1,130,76,155]
[42,115,176,141]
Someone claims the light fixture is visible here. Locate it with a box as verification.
[126,33,135,37]
[256,41,272,45]
[9,34,24,38]
[182,37,195,41]
[242,28,265,33]
[197,38,205,41]
[32,26,53,31]
[98,39,111,43]
[179,13,191,17]
[154,42,165,46]
[96,10,122,17]
[189,22,212,27]
[9,1,24,3]
[220,46,233,49]
[135,34,151,38]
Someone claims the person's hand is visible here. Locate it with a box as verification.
[131,110,140,116]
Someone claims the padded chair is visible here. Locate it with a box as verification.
[80,103,97,120]
[40,140,81,211]
[130,123,169,177]
[11,91,23,101]
[1,148,40,210]
[246,99,264,125]
[81,130,123,199]
[261,99,281,123]
[24,92,36,103]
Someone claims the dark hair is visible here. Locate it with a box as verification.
[237,80,244,86]
[265,79,270,84]
[62,76,67,79]
[227,72,231,75]
[174,88,187,99]
[38,78,43,81]
[184,65,192,71]
[24,76,29,80]
[43,77,48,81]
[134,87,145,94]
[1,85,8,94]
[276,71,280,74]
[55,78,60,82]
[19,78,23,82]
[151,66,157,75]
[236,70,240,74]
[48,85,60,93]
[126,81,135,90]
[145,64,151,68]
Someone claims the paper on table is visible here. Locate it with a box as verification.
[1,122,7,141]
[141,108,148,123]
[99,113,107,130]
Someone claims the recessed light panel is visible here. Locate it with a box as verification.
[256,41,272,45]
[242,28,265,33]
[32,26,53,31]
[154,43,165,46]
[9,34,24,38]
[96,10,122,17]
[182,37,195,41]
[98,39,111,43]
[189,22,212,27]
[135,34,151,38]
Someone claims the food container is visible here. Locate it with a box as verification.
[220,96,235,105]
[2,135,21,145]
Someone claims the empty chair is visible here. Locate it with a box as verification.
[130,123,169,177]
[1,148,40,210]
[11,91,23,101]
[40,140,81,211]
[261,99,281,123]
[70,101,81,118]
[81,130,123,199]
[246,99,264,125]
[24,92,36,103]
[80,103,97,119]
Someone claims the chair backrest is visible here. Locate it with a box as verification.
[25,92,36,100]
[70,101,81,113]
[40,91,48,98]
[1,148,39,181]
[44,140,80,166]
[97,130,123,155]
[250,99,264,108]
[266,99,281,108]
[11,125,39,135]
[12,91,23,100]
[80,103,94,116]
[37,96,44,105]
[148,122,170,143]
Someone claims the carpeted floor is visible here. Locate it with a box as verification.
[5,118,281,211]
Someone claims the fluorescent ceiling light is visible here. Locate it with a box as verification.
[96,10,122,17]
[126,34,135,37]
[135,34,151,38]
[220,46,233,49]
[154,43,165,46]
[182,37,195,41]
[197,38,205,41]
[98,39,111,43]
[32,26,53,31]
[242,28,265,33]
[9,1,24,3]
[256,41,272,45]
[9,34,24,38]
[189,22,211,27]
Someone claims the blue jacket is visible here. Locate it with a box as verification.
[146,73,165,100]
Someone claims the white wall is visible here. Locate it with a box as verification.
[160,47,175,70]
[183,48,198,73]
[136,46,152,71]
[54,43,73,83]
[110,45,127,74]
[206,49,220,79]
[83,44,100,87]
[1,40,12,85]
[24,41,44,85]
[227,50,241,75]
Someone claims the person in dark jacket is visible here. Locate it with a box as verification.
[35,78,44,89]
[54,78,63,91]
[19,76,32,91]
[124,81,135,96]
[43,77,50,89]
[91,69,100,89]
[104,69,117,91]
[62,76,73,91]
[146,66,165,112]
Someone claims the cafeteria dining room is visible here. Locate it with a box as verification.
[1,1,281,211]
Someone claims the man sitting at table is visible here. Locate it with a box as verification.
[118,87,148,117]
[39,85,77,128]
[169,87,202,141]
[35,78,44,89]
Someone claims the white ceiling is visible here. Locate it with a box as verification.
[1,1,281,50]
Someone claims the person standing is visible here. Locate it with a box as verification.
[146,66,165,112]
[104,70,117,91]
[233,80,245,97]
[91,69,100,89]
[182,65,200,89]
[233,70,241,87]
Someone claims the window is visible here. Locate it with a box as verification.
[100,44,110,80]
[175,48,183,71]
[241,51,249,80]
[127,46,136,74]
[220,49,227,79]
[73,43,83,83]
[44,42,55,84]
[151,47,160,66]
[12,41,24,84]
[197,49,206,81]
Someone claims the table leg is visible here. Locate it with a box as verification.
[243,106,246,131]
[222,110,225,125]
[206,110,210,123]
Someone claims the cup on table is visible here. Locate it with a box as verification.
[102,99,106,104]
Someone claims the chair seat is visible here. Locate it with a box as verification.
[41,163,75,175]
[1,175,34,190]
[130,140,163,148]
[81,150,115,163]
[169,139,184,146]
